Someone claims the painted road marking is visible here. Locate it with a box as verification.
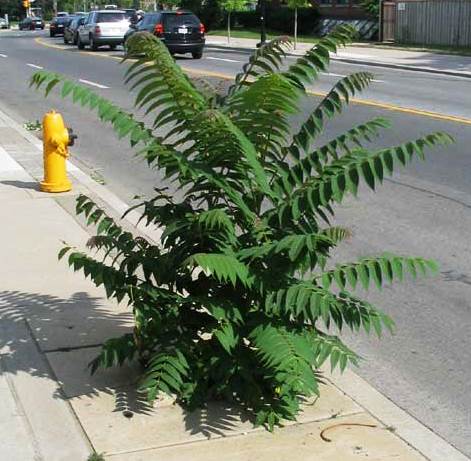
[206,56,241,63]
[79,79,109,89]
[333,58,471,80]
[34,36,471,126]
[0,53,7,58]
[26,63,44,69]
[321,72,385,83]
[322,72,347,78]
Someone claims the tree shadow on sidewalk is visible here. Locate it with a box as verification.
[183,403,253,438]
[0,289,152,415]
[0,290,260,432]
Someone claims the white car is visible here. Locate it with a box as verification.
[77,10,129,51]
[0,18,9,29]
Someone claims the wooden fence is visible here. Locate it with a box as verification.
[394,0,471,47]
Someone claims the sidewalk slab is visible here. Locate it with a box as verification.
[67,383,363,457]
[107,413,424,461]
[0,359,39,461]
[0,195,133,352]
[0,320,91,461]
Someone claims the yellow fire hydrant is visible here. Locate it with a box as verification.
[40,110,76,193]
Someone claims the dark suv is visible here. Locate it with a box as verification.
[19,17,45,30]
[50,16,71,36]
[125,10,205,59]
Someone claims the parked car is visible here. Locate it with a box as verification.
[124,10,205,59]
[50,16,72,36]
[123,8,136,21]
[0,18,10,29]
[77,10,129,51]
[64,16,84,44]
[19,17,45,30]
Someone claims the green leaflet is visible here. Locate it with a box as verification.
[317,255,440,291]
[184,253,252,287]
[139,349,190,400]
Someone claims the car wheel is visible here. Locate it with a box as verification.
[50,31,55,37]
[89,35,98,51]
[109,44,116,50]
[77,36,85,50]
[64,36,68,44]
[192,51,203,59]
[73,33,77,45]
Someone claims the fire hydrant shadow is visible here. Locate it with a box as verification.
[1,180,40,191]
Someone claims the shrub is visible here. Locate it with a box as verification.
[31,27,451,430]
[235,6,320,35]
[180,0,225,31]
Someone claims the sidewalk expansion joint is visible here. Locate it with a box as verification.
[42,342,104,354]
[105,410,366,458]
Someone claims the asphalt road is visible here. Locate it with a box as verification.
[1,29,471,457]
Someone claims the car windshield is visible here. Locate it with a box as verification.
[55,17,70,23]
[141,13,159,26]
[97,12,125,22]
[163,13,199,28]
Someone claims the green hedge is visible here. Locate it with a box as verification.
[235,7,320,35]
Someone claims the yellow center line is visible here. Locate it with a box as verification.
[34,37,471,126]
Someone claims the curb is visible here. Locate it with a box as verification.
[205,43,471,79]
[328,369,470,461]
[1,105,470,461]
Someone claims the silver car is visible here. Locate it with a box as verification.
[77,10,129,50]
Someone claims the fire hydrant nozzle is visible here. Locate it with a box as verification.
[40,111,73,193]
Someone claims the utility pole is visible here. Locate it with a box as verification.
[259,0,267,47]
[53,0,58,16]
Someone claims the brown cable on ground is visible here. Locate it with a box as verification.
[320,423,378,442]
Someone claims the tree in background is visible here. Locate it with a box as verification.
[220,0,246,43]
[160,0,181,9]
[360,0,380,17]
[287,0,310,49]
[180,0,224,31]
[0,0,23,19]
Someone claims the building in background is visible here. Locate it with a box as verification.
[315,0,369,19]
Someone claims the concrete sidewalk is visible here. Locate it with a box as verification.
[206,35,471,78]
[0,106,469,461]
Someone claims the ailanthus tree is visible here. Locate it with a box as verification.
[30,26,451,430]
